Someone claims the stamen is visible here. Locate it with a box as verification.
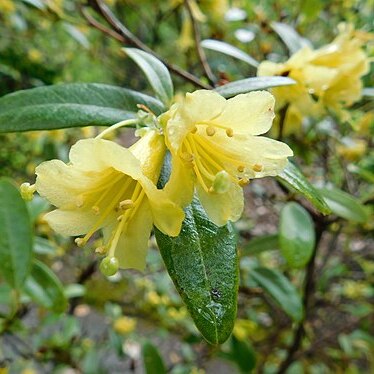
[237,165,245,173]
[191,126,198,134]
[20,183,36,201]
[119,199,134,210]
[226,128,234,137]
[92,205,100,215]
[206,126,216,136]
[95,246,107,255]
[239,178,250,187]
[180,152,194,163]
[75,238,86,247]
[117,215,123,222]
[252,164,263,172]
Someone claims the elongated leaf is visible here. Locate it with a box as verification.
[231,336,256,373]
[362,88,374,98]
[271,22,312,54]
[24,260,67,313]
[317,188,368,223]
[155,198,238,345]
[277,162,331,215]
[0,83,164,133]
[201,39,259,67]
[215,77,295,98]
[279,203,315,268]
[242,234,278,256]
[123,48,173,105]
[142,342,167,374]
[251,267,303,321]
[0,178,33,289]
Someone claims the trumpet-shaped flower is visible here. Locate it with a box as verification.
[35,130,184,271]
[162,90,293,226]
[258,23,371,135]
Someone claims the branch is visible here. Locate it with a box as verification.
[184,0,216,86]
[86,0,212,89]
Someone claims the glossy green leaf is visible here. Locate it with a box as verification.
[242,234,279,256]
[142,342,167,374]
[317,188,368,223]
[215,77,295,98]
[24,260,67,313]
[0,83,164,133]
[33,236,57,255]
[251,267,303,322]
[155,198,238,345]
[201,39,259,67]
[123,48,173,105]
[231,336,256,373]
[0,178,33,289]
[279,202,315,268]
[271,22,312,54]
[277,162,331,215]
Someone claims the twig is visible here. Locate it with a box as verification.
[87,0,212,90]
[184,0,216,86]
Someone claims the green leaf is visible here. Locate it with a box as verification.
[277,162,331,215]
[155,198,238,345]
[215,77,295,98]
[271,22,312,54]
[142,342,167,374]
[201,39,259,67]
[242,234,279,256]
[0,83,164,133]
[230,336,256,373]
[0,178,33,289]
[251,267,303,322]
[24,259,67,313]
[33,236,57,255]
[362,88,374,98]
[123,48,173,105]
[279,202,315,268]
[317,188,368,223]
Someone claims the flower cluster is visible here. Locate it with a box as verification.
[26,90,292,274]
[257,23,371,135]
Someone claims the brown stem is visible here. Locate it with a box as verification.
[184,0,216,86]
[87,0,212,90]
[277,104,289,141]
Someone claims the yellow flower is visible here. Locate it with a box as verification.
[113,316,136,335]
[162,90,293,226]
[35,130,184,271]
[258,24,370,134]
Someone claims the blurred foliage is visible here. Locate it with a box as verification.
[0,0,373,373]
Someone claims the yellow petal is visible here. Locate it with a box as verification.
[214,91,275,135]
[114,199,154,270]
[35,160,93,208]
[196,182,244,226]
[69,139,142,181]
[43,209,98,236]
[140,177,185,237]
[164,155,195,208]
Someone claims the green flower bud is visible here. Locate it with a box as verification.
[100,256,119,276]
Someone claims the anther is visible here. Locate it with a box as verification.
[206,126,216,136]
[92,205,100,215]
[181,152,194,163]
[239,178,250,187]
[119,199,134,210]
[20,183,36,202]
[252,164,263,172]
[95,246,107,255]
[117,215,123,222]
[191,126,198,134]
[75,238,86,247]
[237,165,245,173]
[226,128,234,137]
